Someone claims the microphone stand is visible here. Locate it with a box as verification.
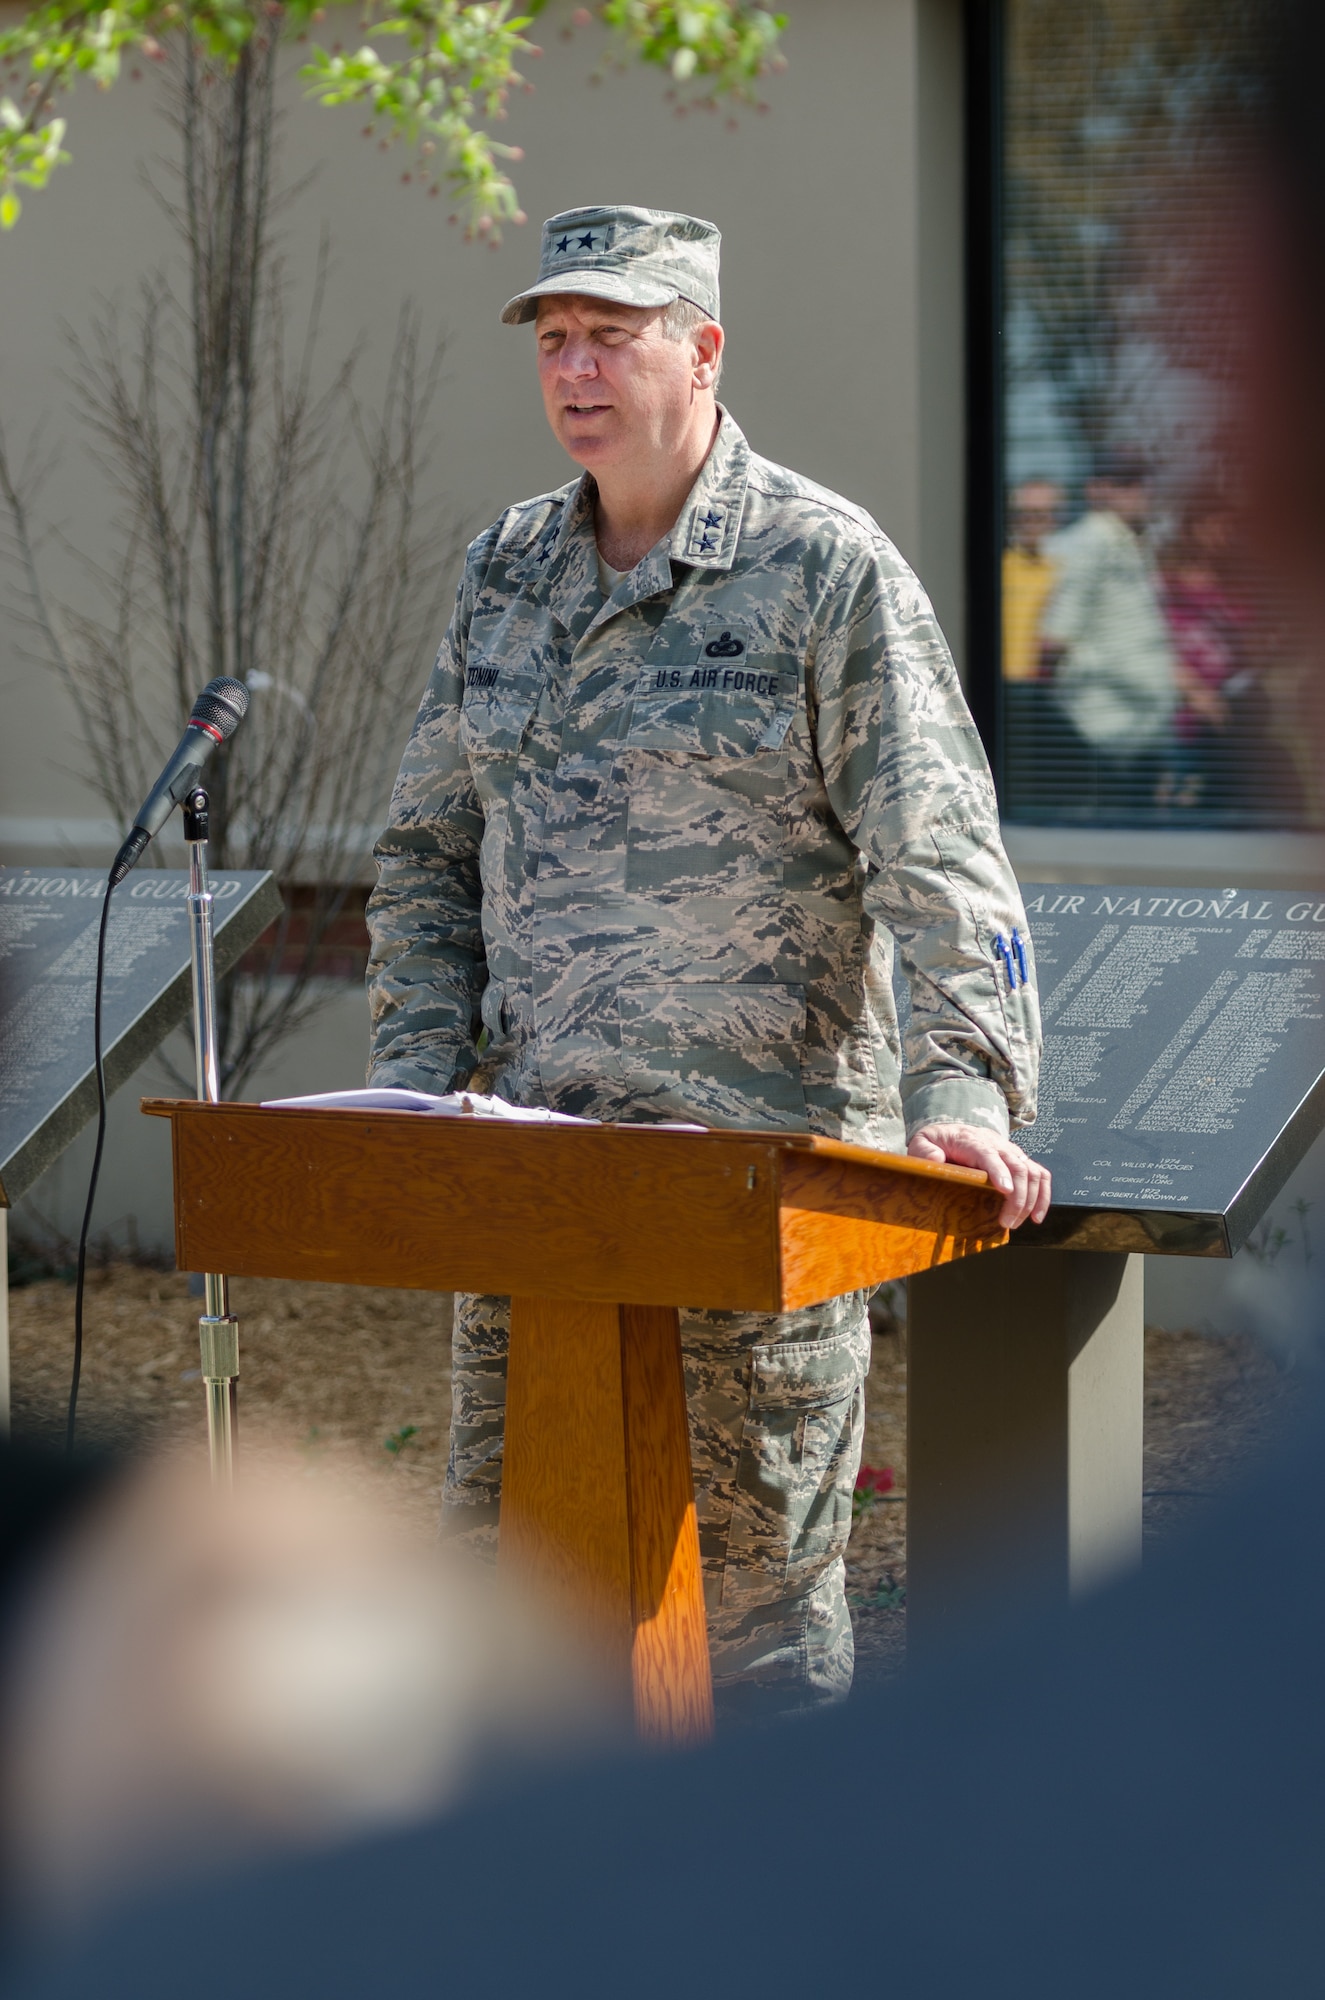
[182,787,240,1484]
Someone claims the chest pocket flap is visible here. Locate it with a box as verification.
[459,661,542,761]
[626,648,797,757]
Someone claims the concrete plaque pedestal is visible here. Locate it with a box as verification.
[908,1248,1143,1653]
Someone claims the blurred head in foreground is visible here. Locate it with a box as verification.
[0,1444,620,1938]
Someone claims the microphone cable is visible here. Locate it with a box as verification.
[67,869,116,1453]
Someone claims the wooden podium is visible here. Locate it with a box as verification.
[143,1100,1006,1743]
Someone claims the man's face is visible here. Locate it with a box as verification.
[535,294,718,473]
[1091,476,1151,531]
[1010,481,1063,555]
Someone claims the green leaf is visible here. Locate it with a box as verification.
[0,2,790,235]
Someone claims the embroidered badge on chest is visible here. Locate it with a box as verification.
[644,624,780,700]
[697,624,749,663]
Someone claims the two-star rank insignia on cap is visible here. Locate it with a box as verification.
[552,228,608,255]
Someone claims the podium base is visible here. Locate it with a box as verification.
[501,1295,714,1746]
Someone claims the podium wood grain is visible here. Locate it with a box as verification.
[503,1297,635,1649]
[621,1305,713,1743]
[778,1148,1008,1307]
[503,1298,713,1742]
[142,1099,1006,1745]
[141,1101,1007,1307]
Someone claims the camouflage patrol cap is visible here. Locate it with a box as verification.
[500,205,721,326]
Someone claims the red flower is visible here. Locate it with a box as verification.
[855,1464,895,1494]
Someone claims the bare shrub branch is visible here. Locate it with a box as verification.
[0,39,458,1096]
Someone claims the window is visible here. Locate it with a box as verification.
[988,0,1319,829]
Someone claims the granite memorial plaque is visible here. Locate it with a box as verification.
[0,866,281,1205]
[1014,883,1325,1255]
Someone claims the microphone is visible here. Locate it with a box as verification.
[110,678,250,885]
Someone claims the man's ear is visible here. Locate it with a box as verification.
[693,320,724,390]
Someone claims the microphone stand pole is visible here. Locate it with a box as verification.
[182,786,239,1484]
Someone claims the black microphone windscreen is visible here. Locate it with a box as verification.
[191,677,250,740]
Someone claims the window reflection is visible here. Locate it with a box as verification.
[1001,0,1321,828]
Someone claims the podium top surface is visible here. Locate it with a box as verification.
[0,868,281,1206]
[1010,884,1325,1257]
[142,1098,1007,1310]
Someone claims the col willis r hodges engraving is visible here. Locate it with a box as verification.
[1015,883,1325,1253]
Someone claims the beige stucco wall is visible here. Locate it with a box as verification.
[0,0,967,865]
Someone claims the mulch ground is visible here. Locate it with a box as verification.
[7,1265,1302,1684]
[9,1267,455,1534]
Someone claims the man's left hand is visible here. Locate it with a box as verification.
[907,1122,1051,1230]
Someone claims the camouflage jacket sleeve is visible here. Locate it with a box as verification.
[364,565,487,1092]
[810,542,1041,1136]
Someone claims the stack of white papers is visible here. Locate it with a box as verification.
[260,1087,594,1125]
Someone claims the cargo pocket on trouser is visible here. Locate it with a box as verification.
[441,1292,511,1561]
[719,1314,870,1612]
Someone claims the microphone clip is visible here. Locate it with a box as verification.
[182,787,210,844]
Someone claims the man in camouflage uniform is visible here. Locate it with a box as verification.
[367,206,1049,1719]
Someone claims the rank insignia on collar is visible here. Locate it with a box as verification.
[688,503,728,559]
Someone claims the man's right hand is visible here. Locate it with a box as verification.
[907,1122,1051,1230]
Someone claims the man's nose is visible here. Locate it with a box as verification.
[558,336,598,380]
